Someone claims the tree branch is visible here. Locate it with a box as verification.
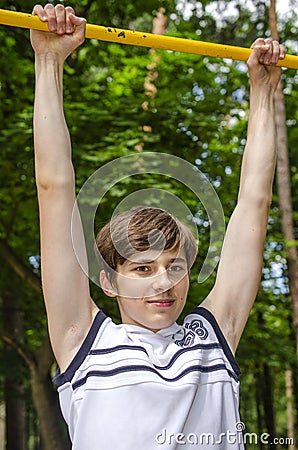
[0,238,41,293]
[2,334,34,369]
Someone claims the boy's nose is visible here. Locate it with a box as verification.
[152,270,173,292]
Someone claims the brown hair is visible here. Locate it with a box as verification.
[95,206,198,279]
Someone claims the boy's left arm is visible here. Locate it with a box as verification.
[201,38,286,353]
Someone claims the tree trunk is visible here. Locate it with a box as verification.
[254,364,265,450]
[29,335,71,450]
[136,8,167,151]
[262,363,277,449]
[274,81,298,352]
[4,380,26,450]
[144,8,167,101]
[286,370,296,450]
[2,275,27,450]
[269,1,298,446]
[30,373,70,450]
[0,243,70,450]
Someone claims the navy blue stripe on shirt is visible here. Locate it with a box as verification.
[72,363,239,390]
[90,345,149,356]
[89,342,223,372]
[191,307,241,377]
[53,310,108,386]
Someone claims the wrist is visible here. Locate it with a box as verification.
[35,52,65,67]
[34,53,65,95]
[249,79,278,98]
[249,85,275,109]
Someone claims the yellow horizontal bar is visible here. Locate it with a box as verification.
[0,9,297,69]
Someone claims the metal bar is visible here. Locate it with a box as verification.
[0,8,297,69]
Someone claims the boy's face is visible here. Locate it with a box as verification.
[101,248,190,332]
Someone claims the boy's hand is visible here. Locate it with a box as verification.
[247,38,286,92]
[30,3,86,60]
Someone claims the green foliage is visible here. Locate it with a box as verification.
[0,0,297,446]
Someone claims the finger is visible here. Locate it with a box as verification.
[55,4,66,35]
[32,4,48,21]
[65,6,75,34]
[262,39,285,65]
[250,37,266,49]
[249,44,269,66]
[271,40,281,65]
[279,43,286,60]
[44,3,57,32]
[263,38,275,65]
[250,38,269,64]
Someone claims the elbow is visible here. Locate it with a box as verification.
[238,185,273,209]
[238,193,272,213]
[36,168,75,192]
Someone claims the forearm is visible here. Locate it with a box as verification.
[34,54,74,189]
[238,86,277,203]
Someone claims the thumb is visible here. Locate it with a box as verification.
[70,14,86,42]
[71,15,87,27]
[70,14,87,32]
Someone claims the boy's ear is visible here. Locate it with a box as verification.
[100,270,117,297]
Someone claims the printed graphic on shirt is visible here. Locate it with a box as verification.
[175,319,209,347]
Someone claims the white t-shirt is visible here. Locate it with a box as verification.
[54,306,244,450]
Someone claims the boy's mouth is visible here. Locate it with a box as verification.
[147,299,175,307]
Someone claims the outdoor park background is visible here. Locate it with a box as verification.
[0,0,297,448]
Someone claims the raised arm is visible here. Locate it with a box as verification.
[201,38,286,353]
[31,4,98,371]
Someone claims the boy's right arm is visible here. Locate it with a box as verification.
[31,4,98,371]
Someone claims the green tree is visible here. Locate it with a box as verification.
[0,0,297,448]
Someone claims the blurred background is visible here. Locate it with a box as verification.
[0,0,297,448]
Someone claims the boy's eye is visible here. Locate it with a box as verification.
[168,265,184,273]
[135,266,150,273]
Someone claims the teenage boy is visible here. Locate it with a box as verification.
[30,3,285,449]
